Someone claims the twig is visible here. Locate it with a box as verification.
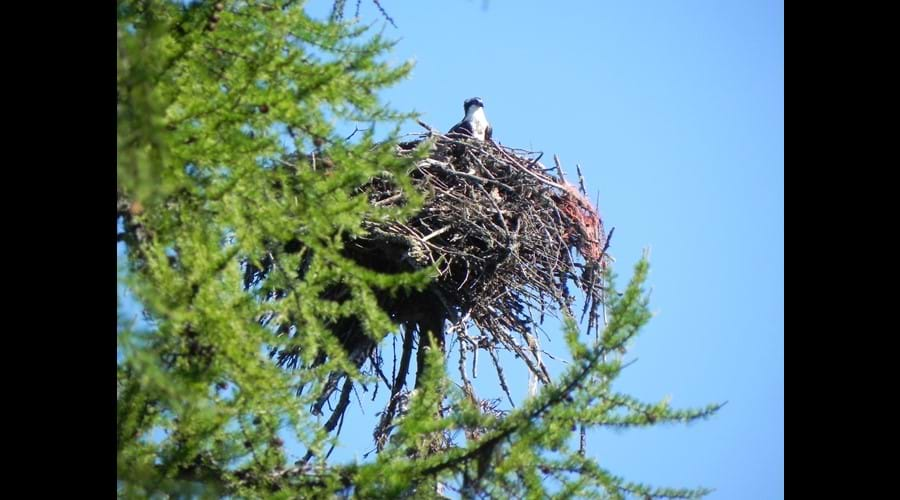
[554,154,567,183]
[487,347,515,408]
[576,163,587,196]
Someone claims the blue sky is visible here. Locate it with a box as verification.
[121,1,783,497]
[303,0,784,497]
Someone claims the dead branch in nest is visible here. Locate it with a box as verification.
[251,125,611,458]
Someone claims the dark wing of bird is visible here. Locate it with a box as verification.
[484,124,493,142]
[448,120,474,137]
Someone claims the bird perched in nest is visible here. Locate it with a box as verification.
[448,97,492,141]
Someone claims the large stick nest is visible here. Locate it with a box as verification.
[372,126,609,345]
[254,126,611,456]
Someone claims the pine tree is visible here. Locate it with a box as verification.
[117,2,722,497]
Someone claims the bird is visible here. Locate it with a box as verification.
[448,97,492,142]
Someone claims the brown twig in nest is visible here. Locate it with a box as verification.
[254,125,611,458]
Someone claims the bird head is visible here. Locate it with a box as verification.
[463,97,485,114]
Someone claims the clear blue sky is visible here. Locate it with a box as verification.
[304,1,785,498]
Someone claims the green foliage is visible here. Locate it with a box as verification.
[117,1,721,497]
[118,1,421,496]
[352,260,722,499]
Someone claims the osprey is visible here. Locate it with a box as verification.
[448,97,492,141]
